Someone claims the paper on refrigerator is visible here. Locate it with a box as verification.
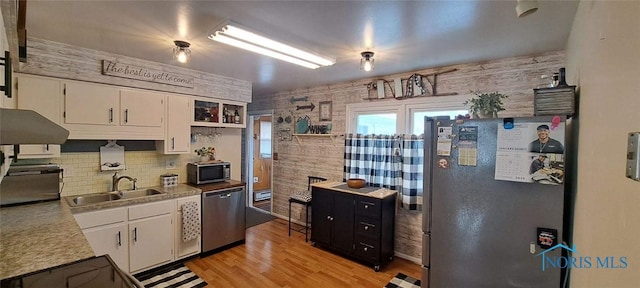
[495,122,566,184]
[436,126,453,156]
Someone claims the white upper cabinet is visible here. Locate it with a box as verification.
[64,81,120,126]
[158,95,190,154]
[62,80,165,140]
[15,75,62,158]
[120,89,164,128]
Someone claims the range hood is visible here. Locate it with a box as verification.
[0,108,69,145]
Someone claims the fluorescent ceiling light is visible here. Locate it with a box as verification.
[209,22,335,69]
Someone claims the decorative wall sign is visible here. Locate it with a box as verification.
[102,60,194,88]
[289,96,308,104]
[296,102,315,111]
[319,101,332,121]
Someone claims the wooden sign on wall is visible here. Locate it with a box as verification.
[102,60,194,88]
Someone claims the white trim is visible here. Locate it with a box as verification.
[346,95,470,134]
[245,109,274,210]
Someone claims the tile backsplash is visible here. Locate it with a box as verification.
[57,151,191,196]
[13,128,243,197]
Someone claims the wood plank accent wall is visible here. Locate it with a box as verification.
[248,50,565,261]
[17,37,252,102]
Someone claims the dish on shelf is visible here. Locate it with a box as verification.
[295,116,310,134]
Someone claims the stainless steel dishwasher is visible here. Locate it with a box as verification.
[201,186,246,253]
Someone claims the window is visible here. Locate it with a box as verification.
[347,95,469,135]
[411,109,468,135]
[356,113,397,134]
[259,121,271,158]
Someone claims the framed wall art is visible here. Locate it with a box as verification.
[319,101,332,121]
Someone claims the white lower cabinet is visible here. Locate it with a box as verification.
[175,195,201,259]
[74,196,201,274]
[129,213,173,272]
[82,222,129,272]
[74,207,129,272]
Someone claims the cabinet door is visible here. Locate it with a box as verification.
[120,90,164,127]
[311,188,333,246]
[129,214,173,272]
[16,75,62,123]
[16,75,62,158]
[17,144,61,159]
[166,96,190,153]
[64,81,119,125]
[83,223,129,273]
[332,191,355,253]
[176,195,201,259]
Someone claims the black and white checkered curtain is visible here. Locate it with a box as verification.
[343,134,424,210]
[401,135,423,211]
[343,134,402,190]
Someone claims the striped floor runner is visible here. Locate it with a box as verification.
[135,263,207,288]
[384,272,421,288]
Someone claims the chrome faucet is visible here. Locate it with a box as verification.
[112,172,137,191]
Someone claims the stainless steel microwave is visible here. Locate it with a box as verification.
[187,162,230,184]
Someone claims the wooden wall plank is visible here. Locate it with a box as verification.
[18,37,252,102]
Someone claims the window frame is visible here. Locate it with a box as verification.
[346,94,470,135]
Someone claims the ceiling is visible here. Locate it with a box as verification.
[24,1,578,97]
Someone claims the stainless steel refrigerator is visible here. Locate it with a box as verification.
[422,116,574,288]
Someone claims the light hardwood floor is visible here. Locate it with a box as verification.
[186,219,422,287]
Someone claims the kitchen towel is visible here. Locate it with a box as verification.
[182,201,201,242]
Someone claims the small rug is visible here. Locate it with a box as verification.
[246,206,276,228]
[135,263,207,288]
[384,272,421,288]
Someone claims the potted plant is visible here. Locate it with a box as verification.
[463,91,509,118]
[195,146,216,162]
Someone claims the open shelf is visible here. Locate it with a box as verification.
[292,133,338,144]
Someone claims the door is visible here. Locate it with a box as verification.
[332,191,355,253]
[165,96,191,153]
[120,89,164,127]
[82,223,129,273]
[252,116,272,192]
[245,111,274,211]
[129,214,173,272]
[64,81,119,125]
[311,187,333,246]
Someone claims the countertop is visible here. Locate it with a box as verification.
[0,201,95,280]
[1,183,202,280]
[65,184,202,213]
[187,179,245,192]
[311,181,398,199]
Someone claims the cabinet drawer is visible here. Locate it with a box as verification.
[355,197,381,219]
[74,207,127,229]
[129,200,173,220]
[355,242,378,262]
[356,217,379,238]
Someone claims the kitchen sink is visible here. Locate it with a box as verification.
[118,189,163,199]
[70,193,122,206]
[66,189,165,206]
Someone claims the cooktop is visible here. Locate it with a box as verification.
[0,255,137,288]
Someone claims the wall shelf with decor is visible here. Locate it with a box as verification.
[191,96,246,128]
[292,134,338,145]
